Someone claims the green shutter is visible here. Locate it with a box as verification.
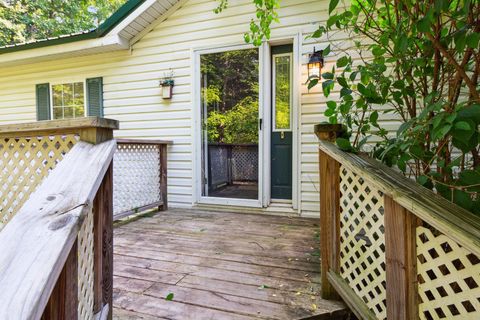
[36,83,51,121]
[86,77,103,117]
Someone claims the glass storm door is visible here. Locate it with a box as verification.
[200,48,260,201]
[271,45,293,200]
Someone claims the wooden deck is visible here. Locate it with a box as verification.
[112,209,348,319]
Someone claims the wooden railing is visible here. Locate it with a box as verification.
[113,139,172,220]
[0,118,118,319]
[315,124,480,320]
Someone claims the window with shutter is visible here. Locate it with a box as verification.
[86,77,103,117]
[36,83,51,121]
[51,82,85,119]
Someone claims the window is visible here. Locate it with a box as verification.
[273,53,292,130]
[51,82,85,119]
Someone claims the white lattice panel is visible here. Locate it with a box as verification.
[113,144,161,215]
[417,225,480,319]
[78,207,94,320]
[0,134,78,230]
[339,167,387,319]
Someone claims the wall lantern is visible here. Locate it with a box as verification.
[160,70,174,99]
[308,47,324,79]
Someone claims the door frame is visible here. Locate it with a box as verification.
[192,43,264,208]
[191,34,301,211]
[262,34,301,210]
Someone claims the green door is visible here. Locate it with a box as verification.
[271,45,293,200]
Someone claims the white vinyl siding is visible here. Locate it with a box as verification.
[0,0,364,216]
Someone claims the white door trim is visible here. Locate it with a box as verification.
[192,43,264,208]
[191,35,301,213]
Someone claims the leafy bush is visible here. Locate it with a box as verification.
[207,97,259,144]
[216,0,480,214]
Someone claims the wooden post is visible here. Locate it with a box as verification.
[384,196,418,319]
[159,144,168,211]
[81,124,116,320]
[93,164,114,319]
[315,123,344,300]
[42,241,78,320]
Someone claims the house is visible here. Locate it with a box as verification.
[0,0,354,217]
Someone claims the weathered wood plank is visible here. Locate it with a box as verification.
[327,271,376,320]
[42,240,78,320]
[112,208,348,319]
[159,144,168,211]
[384,196,418,320]
[0,116,118,135]
[114,233,317,261]
[318,140,480,256]
[114,246,320,281]
[319,150,340,299]
[114,243,319,272]
[114,291,256,320]
[0,140,116,319]
[116,138,173,145]
[94,164,114,319]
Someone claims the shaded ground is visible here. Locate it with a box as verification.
[112,208,347,319]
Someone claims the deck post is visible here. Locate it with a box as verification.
[42,241,78,320]
[384,196,418,319]
[315,124,344,300]
[159,144,168,211]
[82,124,116,320]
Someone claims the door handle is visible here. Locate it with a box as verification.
[281,131,285,139]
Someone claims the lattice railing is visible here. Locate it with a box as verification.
[0,134,78,229]
[113,139,171,220]
[315,123,480,320]
[78,206,95,320]
[417,224,480,319]
[339,167,387,319]
[0,118,118,319]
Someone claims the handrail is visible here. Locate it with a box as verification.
[116,138,173,145]
[315,123,480,320]
[318,139,480,256]
[0,117,118,136]
[0,140,116,319]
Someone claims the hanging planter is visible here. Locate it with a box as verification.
[160,71,174,99]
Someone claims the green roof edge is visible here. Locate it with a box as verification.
[0,0,145,55]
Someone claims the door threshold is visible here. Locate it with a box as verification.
[270,199,292,204]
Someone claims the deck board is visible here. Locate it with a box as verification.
[113,209,347,319]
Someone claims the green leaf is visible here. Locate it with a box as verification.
[336,56,349,68]
[326,101,336,109]
[453,189,473,211]
[417,17,431,33]
[323,45,331,56]
[322,79,334,97]
[337,77,348,88]
[336,138,353,151]
[466,32,480,49]
[322,72,334,80]
[369,111,379,124]
[166,293,174,301]
[417,175,429,186]
[308,78,319,89]
[329,0,340,14]
[454,121,471,131]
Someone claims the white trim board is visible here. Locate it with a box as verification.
[191,35,301,212]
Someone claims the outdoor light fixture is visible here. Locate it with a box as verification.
[160,70,175,99]
[308,47,324,79]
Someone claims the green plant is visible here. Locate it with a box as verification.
[309,0,480,213]
[215,0,480,214]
